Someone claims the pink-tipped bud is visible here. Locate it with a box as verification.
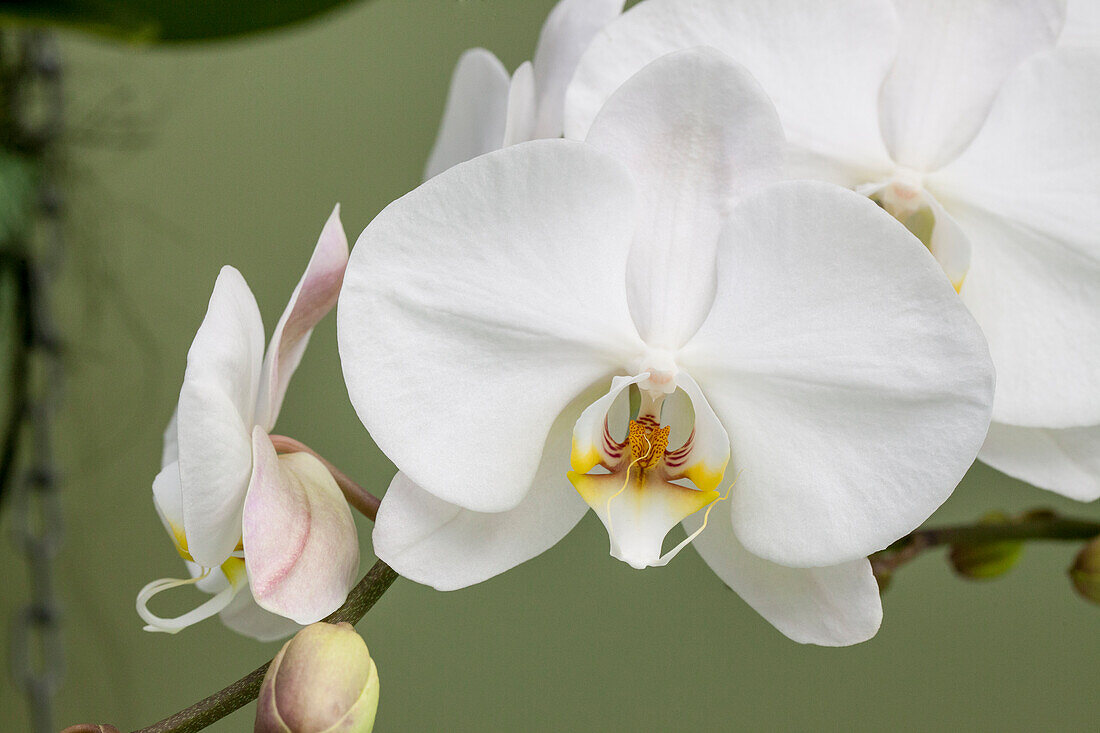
[255,622,378,733]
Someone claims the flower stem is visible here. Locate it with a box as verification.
[127,559,399,733]
[268,434,381,520]
[869,511,1100,581]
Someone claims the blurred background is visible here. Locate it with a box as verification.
[0,1,1097,730]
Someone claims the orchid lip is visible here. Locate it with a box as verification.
[569,371,731,569]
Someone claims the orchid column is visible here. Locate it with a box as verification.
[338,50,995,645]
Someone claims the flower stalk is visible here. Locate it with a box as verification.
[870,511,1100,584]
[128,560,398,733]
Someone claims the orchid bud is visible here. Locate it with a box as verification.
[1070,536,1100,606]
[948,512,1022,580]
[255,622,378,733]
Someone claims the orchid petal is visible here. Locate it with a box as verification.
[424,48,511,180]
[177,266,264,567]
[666,372,730,493]
[927,49,1100,425]
[1060,0,1100,46]
[219,586,302,642]
[530,0,625,139]
[565,0,897,181]
[585,47,783,349]
[373,404,588,591]
[980,422,1100,502]
[878,0,1063,171]
[680,181,994,567]
[255,206,349,431]
[946,205,1100,427]
[161,408,178,468]
[570,374,643,474]
[243,429,359,624]
[136,558,248,635]
[685,509,882,646]
[152,462,189,561]
[338,140,643,512]
[501,62,537,147]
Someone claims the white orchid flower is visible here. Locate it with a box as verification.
[423,0,623,179]
[138,207,359,641]
[566,0,1100,501]
[339,49,995,645]
[1061,0,1100,47]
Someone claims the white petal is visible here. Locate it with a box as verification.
[161,408,178,468]
[926,49,1100,425]
[565,0,897,180]
[255,205,349,431]
[947,205,1100,427]
[219,586,302,642]
[423,48,511,180]
[1060,0,1100,46]
[585,47,784,349]
[879,0,1063,170]
[243,429,359,624]
[679,181,994,567]
[501,62,537,147]
[152,462,188,559]
[685,509,882,646]
[570,374,643,473]
[665,372,730,493]
[530,0,625,139]
[373,402,588,591]
[980,422,1100,502]
[177,266,265,567]
[338,140,643,512]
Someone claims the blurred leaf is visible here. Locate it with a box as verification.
[0,151,37,244]
[0,0,365,43]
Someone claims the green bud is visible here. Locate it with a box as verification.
[255,622,379,733]
[948,512,1023,579]
[1070,536,1100,605]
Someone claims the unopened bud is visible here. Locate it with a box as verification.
[1070,536,1100,605]
[255,622,378,733]
[948,512,1022,579]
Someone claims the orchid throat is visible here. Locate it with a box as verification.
[568,370,730,570]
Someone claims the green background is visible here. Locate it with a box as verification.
[2,1,1098,730]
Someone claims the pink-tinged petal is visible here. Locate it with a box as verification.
[338,140,644,513]
[243,429,359,625]
[679,182,994,567]
[424,48,511,180]
[374,406,588,591]
[177,266,265,567]
[255,206,349,431]
[586,47,784,349]
[530,0,625,139]
[981,422,1100,503]
[566,0,897,181]
[219,586,303,642]
[501,62,537,147]
[685,508,882,646]
[879,0,1064,170]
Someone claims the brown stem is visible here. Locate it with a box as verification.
[268,434,380,521]
[869,511,1100,581]
[126,559,399,733]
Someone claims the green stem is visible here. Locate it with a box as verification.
[869,512,1100,581]
[128,560,399,733]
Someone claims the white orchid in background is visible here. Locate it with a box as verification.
[138,207,359,641]
[422,0,623,179]
[339,50,995,645]
[566,0,1100,501]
